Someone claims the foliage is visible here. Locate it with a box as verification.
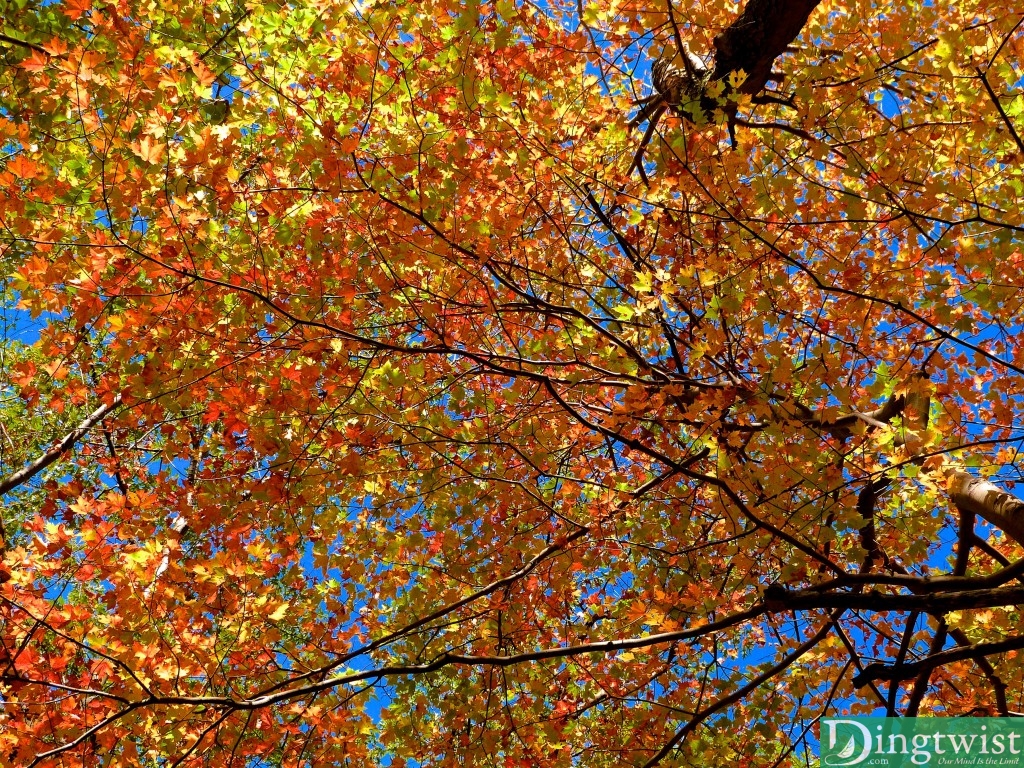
[1,0,1024,764]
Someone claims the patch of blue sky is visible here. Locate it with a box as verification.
[288,493,449,716]
[93,207,112,230]
[214,73,243,104]
[0,287,46,345]
[131,206,149,234]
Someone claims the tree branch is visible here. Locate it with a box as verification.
[0,396,122,497]
[853,634,1024,688]
[0,395,122,544]
[0,32,47,55]
[948,471,1024,547]
[976,67,1024,155]
[641,611,841,768]
[712,0,823,96]
[762,584,1024,614]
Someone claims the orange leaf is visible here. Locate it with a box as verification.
[191,59,217,88]
[41,37,68,56]
[132,136,165,164]
[63,0,92,20]
[7,155,39,180]
[20,50,48,73]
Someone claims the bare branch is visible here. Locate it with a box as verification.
[948,471,1024,547]
[0,395,122,498]
[0,395,122,545]
[853,634,1024,688]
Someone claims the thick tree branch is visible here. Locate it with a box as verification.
[712,0,823,96]
[948,471,1024,547]
[0,32,47,55]
[762,584,1024,614]
[853,634,1024,688]
[634,0,824,170]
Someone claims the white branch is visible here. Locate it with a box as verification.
[948,471,1024,547]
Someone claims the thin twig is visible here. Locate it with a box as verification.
[198,9,252,61]
[641,612,842,768]
[976,67,1024,155]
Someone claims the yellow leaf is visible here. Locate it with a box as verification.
[727,69,748,89]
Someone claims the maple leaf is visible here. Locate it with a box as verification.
[40,37,68,56]
[6,155,40,179]
[3,0,1024,765]
[20,50,48,73]
[62,0,92,20]
[131,135,165,164]
[191,59,217,88]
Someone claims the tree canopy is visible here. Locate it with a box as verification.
[1,0,1024,764]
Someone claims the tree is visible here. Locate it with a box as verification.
[0,0,1023,763]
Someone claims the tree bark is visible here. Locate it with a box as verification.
[762,583,1024,613]
[712,0,823,95]
[948,470,1024,547]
